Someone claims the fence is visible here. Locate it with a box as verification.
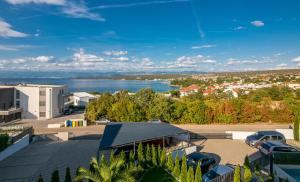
[190,132,232,139]
[211,170,234,182]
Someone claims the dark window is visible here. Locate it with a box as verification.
[16,90,20,99]
[278,136,283,140]
[39,101,46,106]
[39,112,46,117]
[16,101,20,108]
[261,136,270,141]
[271,136,278,140]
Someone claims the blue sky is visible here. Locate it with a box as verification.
[0,0,300,72]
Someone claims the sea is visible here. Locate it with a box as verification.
[0,77,178,93]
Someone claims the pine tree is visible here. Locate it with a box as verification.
[137,142,144,165]
[187,166,194,182]
[120,150,126,162]
[243,166,253,182]
[51,169,60,182]
[244,155,250,168]
[157,145,162,164]
[167,154,174,171]
[64,167,71,182]
[129,150,135,168]
[160,148,167,167]
[146,144,151,162]
[173,154,180,179]
[194,162,202,182]
[151,144,157,166]
[37,174,44,182]
[180,154,187,182]
[234,165,241,182]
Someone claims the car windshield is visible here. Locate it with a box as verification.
[254,132,264,139]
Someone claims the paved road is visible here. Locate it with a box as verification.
[0,139,100,182]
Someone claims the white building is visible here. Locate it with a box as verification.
[14,84,68,120]
[73,92,96,107]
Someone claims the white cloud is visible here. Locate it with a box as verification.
[32,56,55,63]
[103,50,128,56]
[292,57,300,62]
[276,63,287,68]
[191,44,215,49]
[111,57,129,61]
[73,49,105,62]
[61,2,105,21]
[234,26,245,30]
[251,20,265,27]
[227,58,265,65]
[0,44,31,51]
[5,0,65,5]
[0,19,28,38]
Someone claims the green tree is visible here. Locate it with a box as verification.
[109,150,115,164]
[243,166,253,182]
[51,169,60,182]
[187,166,194,182]
[75,156,137,182]
[234,165,241,182]
[151,144,157,166]
[244,155,250,168]
[137,143,144,165]
[294,111,300,141]
[129,150,135,168]
[173,155,180,179]
[194,162,202,182]
[37,174,44,182]
[64,167,71,182]
[146,144,151,162]
[157,145,162,164]
[180,154,187,182]
[167,154,174,171]
[160,148,167,167]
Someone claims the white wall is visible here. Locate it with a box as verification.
[0,134,30,161]
[74,96,89,107]
[276,129,294,139]
[16,86,40,119]
[226,129,295,140]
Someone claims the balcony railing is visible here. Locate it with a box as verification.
[0,107,22,115]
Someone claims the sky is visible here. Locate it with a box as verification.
[0,0,300,73]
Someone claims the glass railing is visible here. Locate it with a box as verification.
[273,152,300,165]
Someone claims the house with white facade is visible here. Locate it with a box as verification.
[73,92,96,107]
[13,84,68,120]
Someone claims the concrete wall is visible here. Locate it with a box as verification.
[226,129,295,140]
[0,134,30,161]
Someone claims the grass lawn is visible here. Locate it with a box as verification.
[139,167,177,182]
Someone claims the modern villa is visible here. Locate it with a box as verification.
[0,84,69,122]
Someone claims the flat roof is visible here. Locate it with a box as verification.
[0,84,65,88]
[99,122,187,149]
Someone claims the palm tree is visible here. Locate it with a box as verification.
[75,156,137,182]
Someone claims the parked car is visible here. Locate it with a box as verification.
[202,165,234,182]
[245,131,285,147]
[186,152,216,174]
[63,108,73,115]
[95,118,111,125]
[259,141,299,155]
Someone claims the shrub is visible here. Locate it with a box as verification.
[64,167,71,182]
[151,144,157,166]
[160,148,166,167]
[146,144,151,162]
[234,165,241,182]
[137,142,144,165]
[180,154,187,182]
[51,169,60,182]
[294,113,300,141]
[243,166,252,182]
[244,155,250,168]
[129,150,135,168]
[187,166,194,182]
[173,154,180,178]
[167,154,174,171]
[0,133,9,152]
[194,162,202,182]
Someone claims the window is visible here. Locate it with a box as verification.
[39,90,46,96]
[16,101,20,108]
[16,90,20,99]
[39,112,46,117]
[261,136,270,141]
[271,136,278,140]
[278,136,283,140]
[39,101,46,106]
